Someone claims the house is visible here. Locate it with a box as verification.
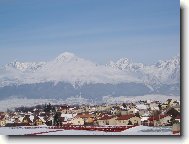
[88,106,97,113]
[0,115,6,126]
[76,113,94,125]
[161,99,179,109]
[149,102,160,111]
[174,107,180,113]
[127,103,136,109]
[128,108,139,114]
[161,104,168,109]
[57,113,77,125]
[22,115,33,125]
[13,117,23,124]
[170,105,180,113]
[120,110,128,116]
[175,115,181,123]
[33,116,46,126]
[165,99,179,107]
[148,114,172,126]
[97,115,117,126]
[116,114,141,126]
[119,104,128,115]
[79,105,91,113]
[57,105,70,113]
[141,113,150,126]
[61,113,77,121]
[111,107,121,116]
[70,107,84,114]
[69,117,85,125]
[44,115,54,126]
[3,113,10,121]
[136,104,149,115]
[165,106,180,114]
[96,105,111,112]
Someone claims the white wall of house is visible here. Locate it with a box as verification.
[97,120,106,126]
[148,116,172,126]
[108,117,117,125]
[116,117,141,126]
[128,108,139,114]
[159,116,172,126]
[0,120,6,126]
[120,110,128,115]
[70,117,84,125]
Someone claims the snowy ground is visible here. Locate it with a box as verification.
[0,126,175,135]
[103,95,180,104]
[0,95,180,111]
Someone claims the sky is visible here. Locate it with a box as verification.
[0,0,180,65]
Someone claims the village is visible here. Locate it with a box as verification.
[0,98,181,135]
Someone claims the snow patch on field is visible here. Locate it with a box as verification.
[0,127,48,135]
[0,126,174,135]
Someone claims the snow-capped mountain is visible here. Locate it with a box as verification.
[0,52,140,87]
[107,55,180,85]
[44,52,142,85]
[0,52,180,100]
[5,60,46,72]
[108,58,144,71]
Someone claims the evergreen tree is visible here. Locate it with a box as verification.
[128,120,133,125]
[122,103,127,108]
[53,112,61,126]
[135,112,140,117]
[44,103,53,112]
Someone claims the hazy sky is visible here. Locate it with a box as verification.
[0,0,180,65]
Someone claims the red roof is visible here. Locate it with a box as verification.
[175,115,181,119]
[98,115,114,120]
[76,113,94,118]
[0,115,5,120]
[148,115,168,121]
[116,114,135,120]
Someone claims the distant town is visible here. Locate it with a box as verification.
[0,98,180,135]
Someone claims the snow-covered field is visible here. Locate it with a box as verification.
[0,94,180,111]
[0,98,66,111]
[103,95,180,103]
[0,126,175,135]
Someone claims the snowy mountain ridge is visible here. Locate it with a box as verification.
[5,60,46,72]
[0,52,180,88]
[0,52,140,87]
[107,55,180,85]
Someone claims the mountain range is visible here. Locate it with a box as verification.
[0,52,180,101]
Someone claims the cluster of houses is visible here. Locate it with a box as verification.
[0,99,180,128]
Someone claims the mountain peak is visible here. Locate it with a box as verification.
[55,52,76,62]
[5,60,45,72]
[108,58,130,70]
[6,60,25,69]
[155,55,180,68]
[59,52,75,57]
